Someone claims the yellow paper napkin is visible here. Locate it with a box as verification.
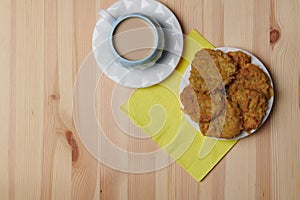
[121,30,237,181]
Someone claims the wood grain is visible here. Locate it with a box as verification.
[1,0,300,199]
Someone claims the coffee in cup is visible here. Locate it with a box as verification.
[112,17,157,61]
[99,10,165,69]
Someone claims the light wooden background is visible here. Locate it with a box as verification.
[1,0,300,199]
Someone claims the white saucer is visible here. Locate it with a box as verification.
[92,0,183,88]
[179,47,274,140]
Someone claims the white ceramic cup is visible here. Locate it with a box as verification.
[99,9,165,69]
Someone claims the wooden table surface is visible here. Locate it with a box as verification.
[1,0,300,199]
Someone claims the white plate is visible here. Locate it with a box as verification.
[92,0,183,88]
[180,47,274,140]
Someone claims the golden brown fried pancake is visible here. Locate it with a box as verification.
[228,63,274,100]
[205,49,238,85]
[228,51,251,67]
[200,99,242,139]
[197,90,225,123]
[180,86,225,123]
[229,89,268,132]
[189,66,215,94]
[189,49,238,93]
[180,86,199,122]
